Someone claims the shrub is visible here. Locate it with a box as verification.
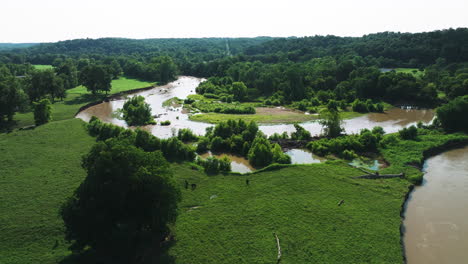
[196,156,231,174]
[351,99,368,112]
[161,137,195,161]
[33,98,52,126]
[436,95,468,132]
[160,120,171,126]
[399,125,418,140]
[177,128,198,142]
[341,149,357,160]
[196,136,210,153]
[135,129,161,151]
[291,124,311,140]
[248,136,273,167]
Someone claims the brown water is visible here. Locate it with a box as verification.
[77,76,434,139]
[403,146,468,263]
[199,152,255,174]
[260,107,435,137]
[285,149,325,164]
[76,76,212,138]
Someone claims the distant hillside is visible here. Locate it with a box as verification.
[0,43,39,51]
[244,28,468,65]
[2,37,273,64]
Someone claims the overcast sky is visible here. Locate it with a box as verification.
[1,0,467,43]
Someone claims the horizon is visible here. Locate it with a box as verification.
[2,0,467,43]
[1,27,467,44]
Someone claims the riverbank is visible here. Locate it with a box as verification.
[11,77,154,129]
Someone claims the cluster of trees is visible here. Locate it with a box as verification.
[308,127,385,159]
[121,95,155,126]
[86,117,196,162]
[196,119,290,167]
[436,95,468,132]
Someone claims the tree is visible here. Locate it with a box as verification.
[319,109,343,138]
[0,67,26,123]
[231,81,247,101]
[33,98,51,125]
[60,138,181,261]
[29,69,65,101]
[436,95,468,132]
[122,95,155,126]
[79,64,112,94]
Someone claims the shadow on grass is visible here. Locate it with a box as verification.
[59,240,177,264]
[65,94,107,106]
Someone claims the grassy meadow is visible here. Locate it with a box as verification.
[0,119,95,263]
[33,64,54,70]
[13,77,154,128]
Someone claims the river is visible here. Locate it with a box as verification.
[77,76,435,138]
[403,146,468,263]
[76,76,468,262]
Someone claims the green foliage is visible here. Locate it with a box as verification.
[196,156,231,174]
[436,95,468,132]
[379,128,468,183]
[160,120,171,126]
[0,67,27,123]
[33,98,51,126]
[177,128,198,142]
[308,128,384,157]
[79,64,112,94]
[60,138,181,259]
[291,124,311,140]
[398,125,418,140]
[196,136,210,153]
[122,95,155,126]
[248,136,291,167]
[29,69,66,101]
[319,109,343,138]
[231,81,248,101]
[86,117,195,162]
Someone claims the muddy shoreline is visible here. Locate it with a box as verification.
[399,138,468,263]
[74,85,157,117]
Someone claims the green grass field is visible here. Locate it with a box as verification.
[189,111,318,124]
[394,68,424,78]
[33,64,54,70]
[169,162,409,264]
[0,119,95,264]
[2,118,467,263]
[13,77,154,128]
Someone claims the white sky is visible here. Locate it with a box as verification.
[1,0,467,43]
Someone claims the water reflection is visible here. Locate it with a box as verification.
[199,152,254,174]
[285,149,325,164]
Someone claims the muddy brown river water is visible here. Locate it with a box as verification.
[77,76,468,262]
[403,146,468,263]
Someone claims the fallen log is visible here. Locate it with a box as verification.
[274,232,281,263]
[354,173,404,179]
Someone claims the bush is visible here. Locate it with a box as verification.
[248,136,273,167]
[161,137,196,161]
[196,156,231,174]
[33,98,52,126]
[399,125,418,140]
[351,99,368,113]
[122,95,155,126]
[291,124,311,140]
[341,149,357,160]
[436,95,468,132]
[160,120,171,126]
[135,129,161,151]
[196,136,210,153]
[177,128,198,142]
